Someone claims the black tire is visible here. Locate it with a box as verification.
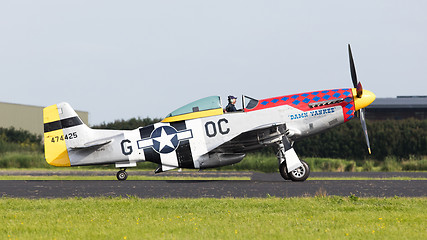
[116,170,128,181]
[289,160,310,182]
[279,162,290,180]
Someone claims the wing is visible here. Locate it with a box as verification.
[209,123,286,154]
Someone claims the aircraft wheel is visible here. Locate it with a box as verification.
[279,162,290,180]
[289,160,310,182]
[116,170,128,181]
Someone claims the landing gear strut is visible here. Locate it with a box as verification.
[116,168,128,181]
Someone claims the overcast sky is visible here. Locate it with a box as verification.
[1,1,426,125]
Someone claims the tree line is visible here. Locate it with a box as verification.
[0,127,43,153]
[295,118,426,160]
[92,117,162,130]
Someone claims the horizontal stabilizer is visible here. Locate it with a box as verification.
[70,139,112,150]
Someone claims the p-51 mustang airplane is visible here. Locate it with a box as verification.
[43,45,375,181]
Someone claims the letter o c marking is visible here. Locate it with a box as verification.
[218,118,230,134]
[205,121,217,137]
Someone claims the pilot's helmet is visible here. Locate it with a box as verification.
[228,95,237,102]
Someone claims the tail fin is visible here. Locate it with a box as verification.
[43,102,90,166]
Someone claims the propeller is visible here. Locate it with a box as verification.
[348,44,372,154]
[348,44,358,88]
[359,108,371,154]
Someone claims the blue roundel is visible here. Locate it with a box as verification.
[150,126,179,154]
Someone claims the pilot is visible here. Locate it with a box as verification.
[225,95,237,112]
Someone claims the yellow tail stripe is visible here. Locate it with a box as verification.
[43,104,71,167]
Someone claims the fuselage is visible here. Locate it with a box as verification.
[60,87,375,169]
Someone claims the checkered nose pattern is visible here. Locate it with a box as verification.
[253,88,355,122]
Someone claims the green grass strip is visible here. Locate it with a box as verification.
[0,175,250,181]
[0,176,425,181]
[1,197,426,239]
[0,175,251,181]
[308,177,427,181]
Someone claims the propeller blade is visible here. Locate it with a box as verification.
[359,108,371,154]
[348,44,358,88]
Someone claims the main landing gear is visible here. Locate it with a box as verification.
[279,160,310,182]
[276,137,310,182]
[116,168,128,181]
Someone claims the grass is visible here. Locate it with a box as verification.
[221,154,427,172]
[1,151,427,172]
[1,197,426,239]
[0,152,48,168]
[308,177,427,180]
[0,175,251,181]
[0,174,425,181]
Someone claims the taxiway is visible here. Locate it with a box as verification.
[0,172,425,198]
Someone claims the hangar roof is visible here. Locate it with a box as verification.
[367,96,427,109]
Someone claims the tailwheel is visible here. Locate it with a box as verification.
[279,162,290,180]
[116,169,128,181]
[289,160,310,182]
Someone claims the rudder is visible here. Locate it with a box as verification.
[43,102,89,166]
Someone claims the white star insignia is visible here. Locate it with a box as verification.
[155,127,176,152]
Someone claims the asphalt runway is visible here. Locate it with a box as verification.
[0,172,426,198]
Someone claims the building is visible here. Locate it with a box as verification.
[0,102,89,136]
[365,96,427,120]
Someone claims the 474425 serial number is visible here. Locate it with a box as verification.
[50,132,77,143]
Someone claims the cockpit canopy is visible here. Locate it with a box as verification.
[162,96,223,122]
[161,95,259,122]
